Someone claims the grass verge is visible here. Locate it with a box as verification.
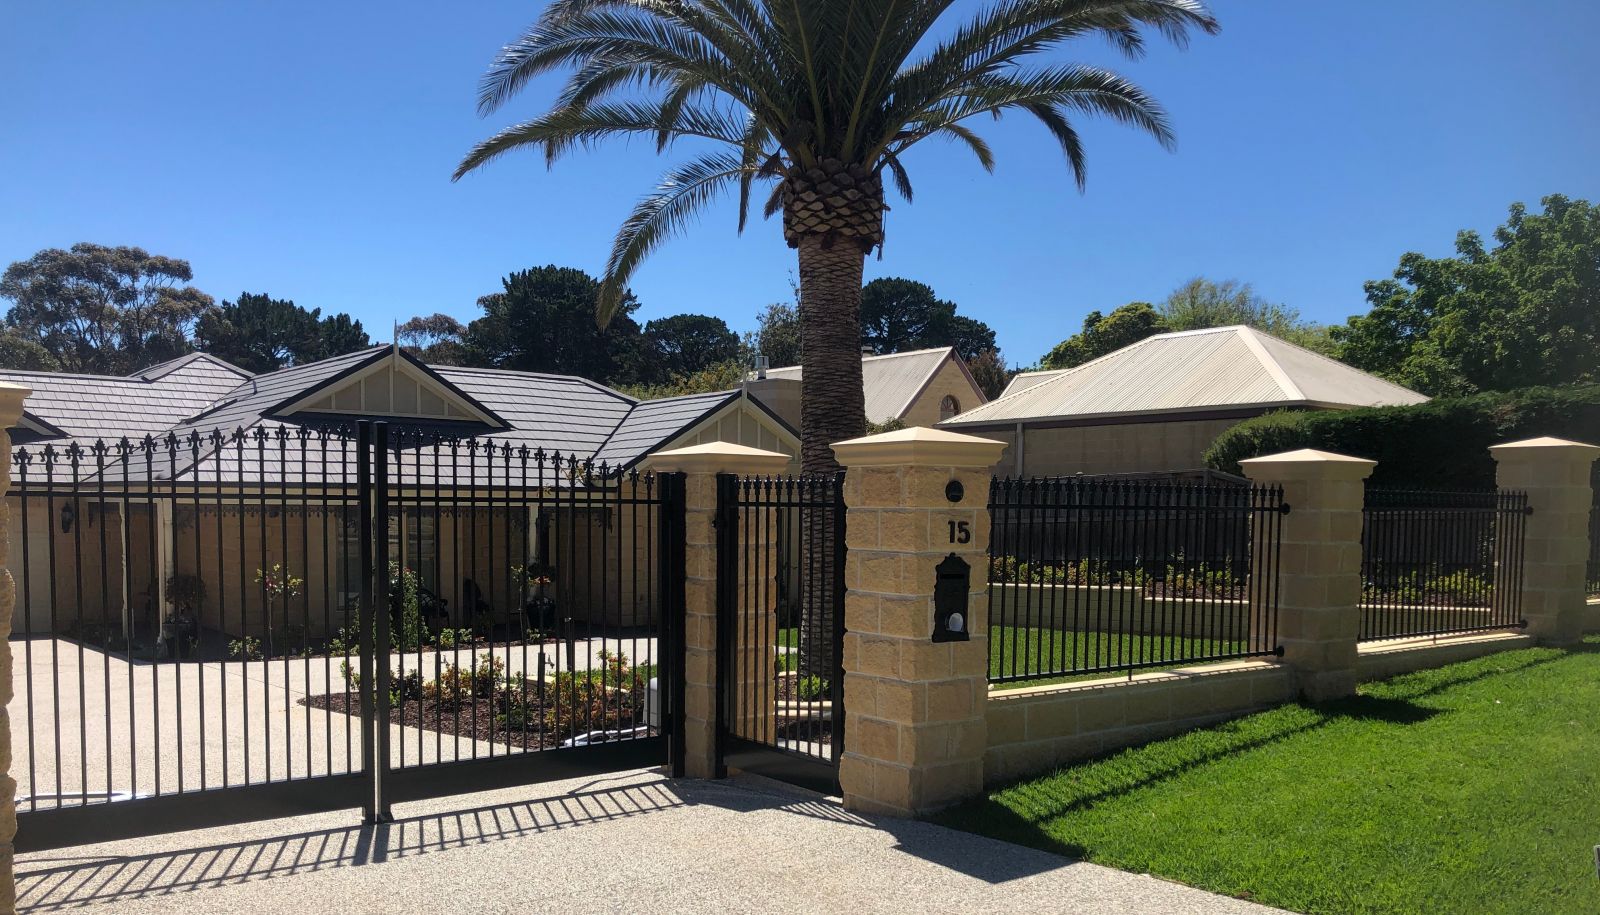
[936,637,1600,914]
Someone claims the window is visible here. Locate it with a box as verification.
[940,395,962,420]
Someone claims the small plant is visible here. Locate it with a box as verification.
[164,573,206,615]
[435,627,474,650]
[229,636,263,661]
[795,674,831,701]
[255,563,304,602]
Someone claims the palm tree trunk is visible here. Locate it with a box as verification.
[795,235,866,677]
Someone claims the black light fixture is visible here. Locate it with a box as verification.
[59,503,75,534]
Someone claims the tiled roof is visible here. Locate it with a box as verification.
[944,326,1428,428]
[6,346,769,484]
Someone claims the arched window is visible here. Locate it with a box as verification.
[940,395,961,420]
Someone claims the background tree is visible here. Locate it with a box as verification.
[398,313,471,366]
[0,327,60,371]
[455,0,1217,474]
[1,243,213,373]
[1040,301,1165,369]
[1160,276,1330,351]
[859,277,997,359]
[1333,194,1600,396]
[464,265,649,383]
[196,292,370,373]
[643,313,741,380]
[966,348,1014,400]
[750,302,802,367]
[196,292,315,373]
[303,312,372,363]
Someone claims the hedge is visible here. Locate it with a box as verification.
[1204,384,1600,489]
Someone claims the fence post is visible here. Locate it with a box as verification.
[832,427,1006,816]
[0,381,30,913]
[644,443,790,779]
[1489,437,1600,646]
[1240,449,1374,702]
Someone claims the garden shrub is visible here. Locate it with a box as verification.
[1204,383,1600,488]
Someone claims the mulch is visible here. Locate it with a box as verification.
[302,689,643,751]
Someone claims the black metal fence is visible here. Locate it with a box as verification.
[1359,487,1529,642]
[716,473,844,793]
[9,422,683,850]
[987,477,1287,684]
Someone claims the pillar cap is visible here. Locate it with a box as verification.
[0,381,29,429]
[642,441,791,475]
[1488,436,1600,462]
[1239,448,1376,480]
[832,426,1007,468]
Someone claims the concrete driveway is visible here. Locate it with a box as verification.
[14,768,1278,915]
[11,635,658,806]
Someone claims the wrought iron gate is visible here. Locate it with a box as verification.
[9,421,685,851]
[715,473,845,793]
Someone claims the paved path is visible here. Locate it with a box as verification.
[12,636,659,805]
[15,768,1278,914]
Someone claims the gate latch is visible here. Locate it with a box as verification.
[933,553,971,643]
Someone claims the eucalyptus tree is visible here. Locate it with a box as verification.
[455,0,1218,472]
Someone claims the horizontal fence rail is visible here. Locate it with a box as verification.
[987,476,1287,685]
[7,423,676,843]
[1359,487,1529,642]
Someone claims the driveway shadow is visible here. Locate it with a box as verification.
[16,776,692,912]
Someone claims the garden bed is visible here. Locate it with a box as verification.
[302,687,647,751]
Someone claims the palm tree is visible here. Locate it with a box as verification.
[454,0,1218,474]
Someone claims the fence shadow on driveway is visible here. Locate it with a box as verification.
[16,776,696,912]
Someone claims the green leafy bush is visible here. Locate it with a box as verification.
[795,674,830,701]
[1205,384,1600,488]
[228,636,262,660]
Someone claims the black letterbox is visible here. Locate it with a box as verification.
[933,553,971,643]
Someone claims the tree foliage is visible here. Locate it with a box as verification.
[463,265,650,383]
[1,243,213,374]
[859,277,996,360]
[1040,301,1165,369]
[643,313,741,379]
[1205,384,1600,490]
[398,313,471,366]
[195,292,370,374]
[0,327,59,372]
[750,302,801,368]
[1041,277,1333,370]
[1332,194,1600,396]
[966,348,1014,400]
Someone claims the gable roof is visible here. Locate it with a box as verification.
[763,346,982,424]
[6,345,791,483]
[944,325,1427,428]
[0,354,252,443]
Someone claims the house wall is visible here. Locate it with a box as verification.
[984,417,1246,477]
[5,496,142,637]
[901,358,985,428]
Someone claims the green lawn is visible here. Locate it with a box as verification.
[988,626,1248,689]
[937,638,1600,915]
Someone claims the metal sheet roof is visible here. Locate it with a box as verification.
[764,347,969,424]
[944,326,1428,427]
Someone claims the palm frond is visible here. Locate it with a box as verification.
[453,101,750,179]
[597,153,762,323]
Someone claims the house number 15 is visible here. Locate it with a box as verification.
[947,520,971,544]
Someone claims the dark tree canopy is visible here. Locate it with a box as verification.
[859,277,996,360]
[195,292,370,374]
[0,327,59,372]
[1333,194,1600,397]
[398,313,471,366]
[1,243,213,374]
[1040,301,1165,369]
[464,265,648,383]
[643,313,741,380]
[966,348,1014,400]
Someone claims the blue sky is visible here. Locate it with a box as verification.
[3,1,1596,368]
